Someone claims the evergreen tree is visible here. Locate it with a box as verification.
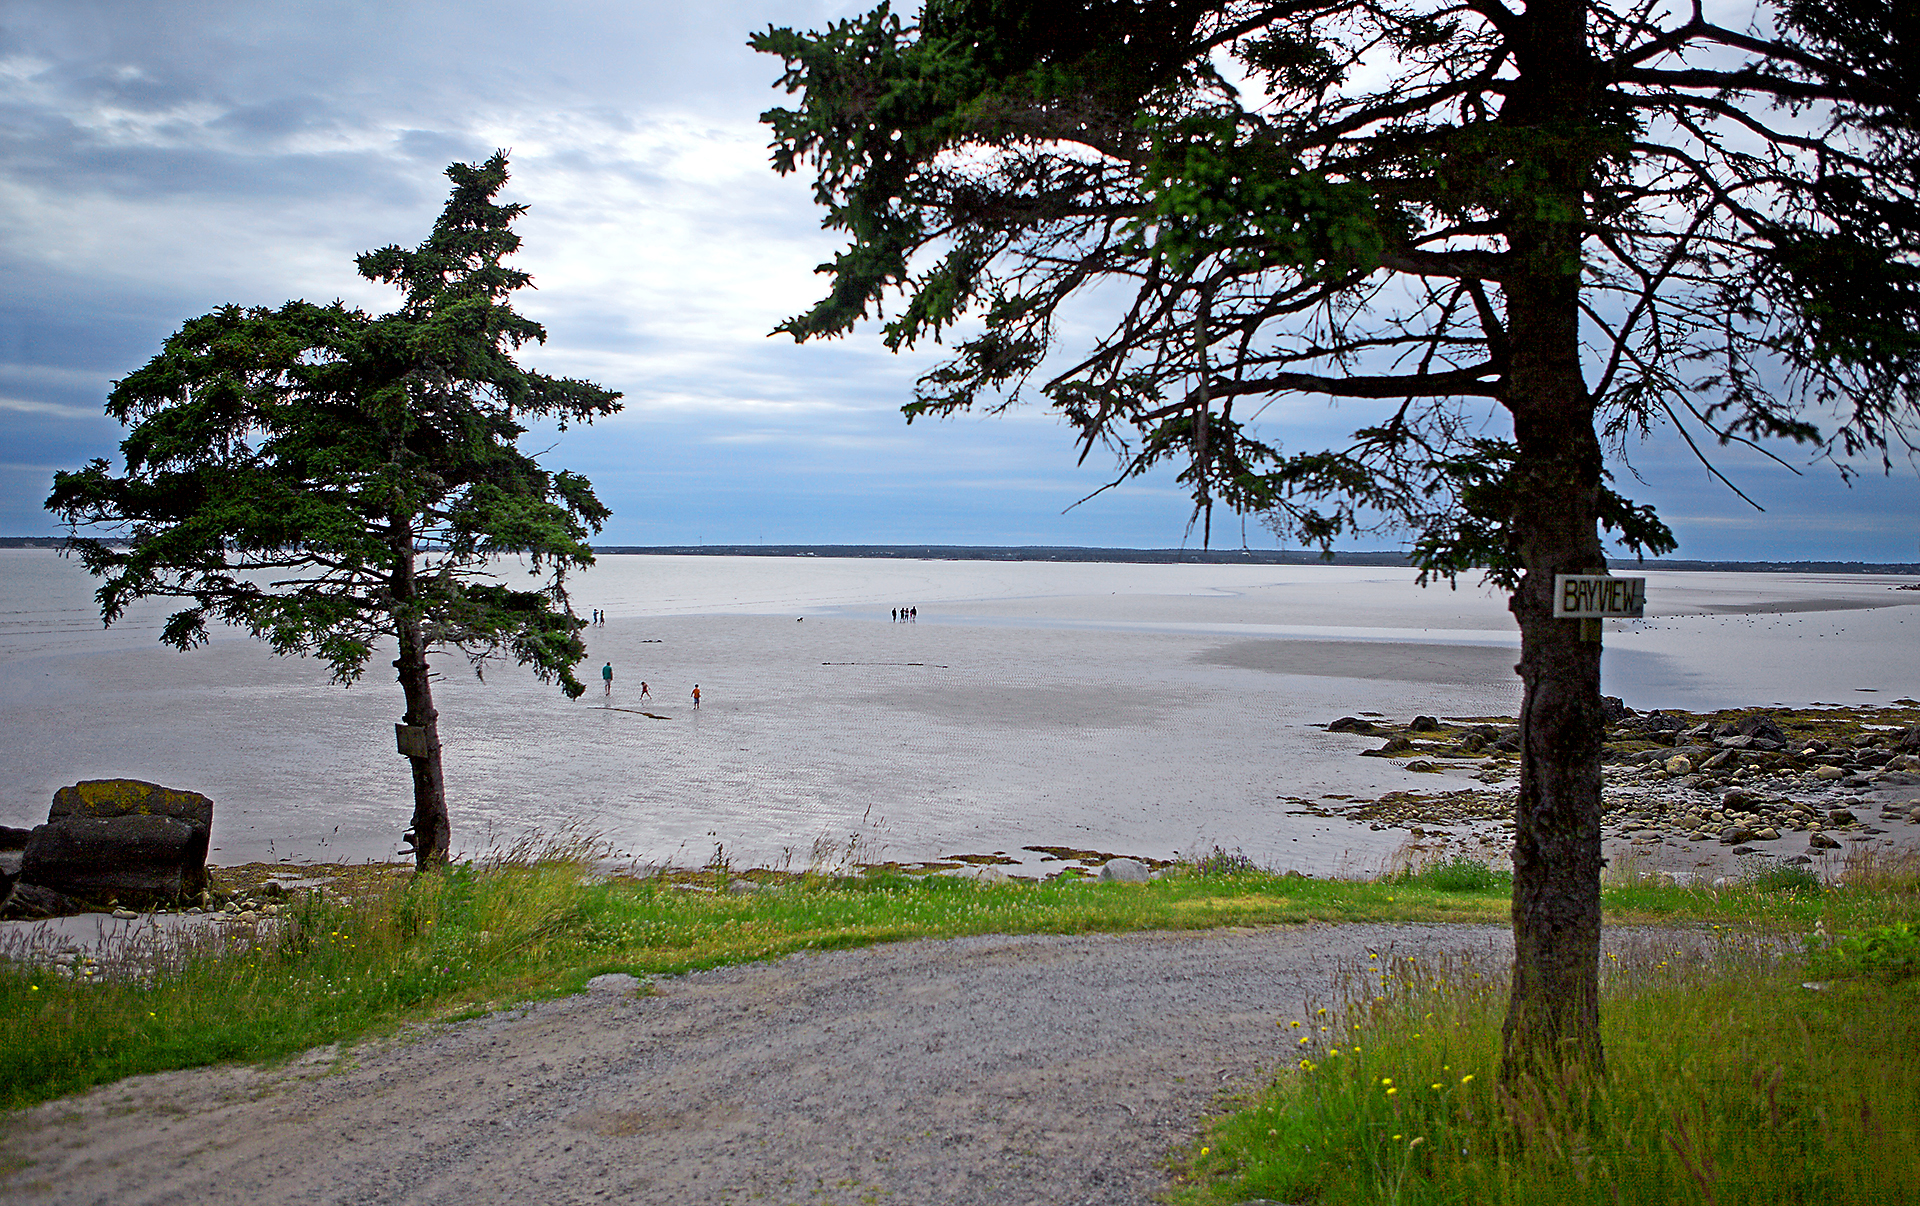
[753,0,1920,1075]
[47,154,621,868]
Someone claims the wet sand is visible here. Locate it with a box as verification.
[3,555,1915,875]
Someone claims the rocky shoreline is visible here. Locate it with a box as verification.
[1296,699,1920,875]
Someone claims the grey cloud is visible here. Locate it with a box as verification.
[208,95,332,140]
[3,126,425,203]
[0,272,183,377]
[65,62,205,113]
[395,128,493,165]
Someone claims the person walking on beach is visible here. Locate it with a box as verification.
[639,681,651,702]
[691,684,701,710]
[602,662,613,696]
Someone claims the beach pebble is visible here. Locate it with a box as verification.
[1098,858,1151,884]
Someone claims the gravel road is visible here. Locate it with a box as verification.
[0,923,1523,1206]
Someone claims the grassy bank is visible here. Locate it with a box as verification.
[1175,852,1920,1206]
[1,848,1913,1124]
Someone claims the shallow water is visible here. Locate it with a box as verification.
[2,550,1914,870]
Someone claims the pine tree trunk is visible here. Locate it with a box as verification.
[1502,390,1607,1080]
[1499,0,1605,1081]
[389,534,451,868]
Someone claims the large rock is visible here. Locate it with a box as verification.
[1718,713,1790,746]
[20,779,213,908]
[1098,858,1151,884]
[22,815,210,907]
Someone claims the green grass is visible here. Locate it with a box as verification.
[2,845,1914,1132]
[1173,854,1920,1206]
[1391,855,1513,892]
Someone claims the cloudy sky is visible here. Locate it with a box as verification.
[3,1,1916,561]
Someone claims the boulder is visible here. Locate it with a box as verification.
[1361,737,1406,757]
[1328,716,1378,734]
[1408,715,1440,732]
[0,825,31,851]
[1636,710,1685,733]
[1098,858,1151,884]
[1719,714,1790,745]
[20,779,214,908]
[21,813,210,908]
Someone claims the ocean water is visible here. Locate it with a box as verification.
[2,549,1914,871]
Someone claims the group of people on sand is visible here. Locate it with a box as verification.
[890,606,918,622]
[599,661,698,709]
